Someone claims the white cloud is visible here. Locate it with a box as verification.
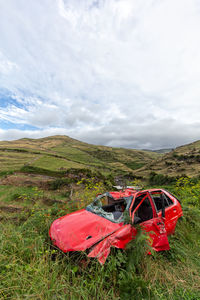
[0,0,200,149]
[0,127,69,141]
[0,51,18,75]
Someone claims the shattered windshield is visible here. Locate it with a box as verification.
[86,192,133,223]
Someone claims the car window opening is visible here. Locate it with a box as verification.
[133,197,153,224]
[131,193,147,213]
[150,191,173,211]
[86,193,132,223]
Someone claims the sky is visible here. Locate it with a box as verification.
[0,0,200,150]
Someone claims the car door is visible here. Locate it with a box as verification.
[131,192,170,251]
[150,190,180,235]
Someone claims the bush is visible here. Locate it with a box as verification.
[20,165,66,177]
[0,170,14,177]
[49,178,73,190]
[149,172,176,185]
[173,177,200,207]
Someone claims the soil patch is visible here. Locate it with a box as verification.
[42,197,65,205]
[0,203,24,212]
[1,173,56,188]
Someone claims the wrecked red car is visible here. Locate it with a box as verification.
[49,188,183,264]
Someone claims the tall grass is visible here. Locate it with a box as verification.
[0,177,200,299]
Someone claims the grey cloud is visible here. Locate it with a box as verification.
[72,119,200,150]
[0,118,200,150]
[0,0,200,149]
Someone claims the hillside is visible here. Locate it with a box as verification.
[135,140,200,179]
[2,135,200,182]
[0,135,159,176]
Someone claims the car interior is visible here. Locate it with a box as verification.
[102,199,126,220]
[88,191,174,223]
[133,197,153,224]
[150,192,173,211]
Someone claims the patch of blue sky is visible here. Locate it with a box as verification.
[0,89,25,109]
[0,96,18,108]
[0,90,11,107]
[0,88,46,110]
[0,120,38,131]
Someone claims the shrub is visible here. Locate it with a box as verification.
[149,172,176,185]
[49,178,73,190]
[20,165,66,177]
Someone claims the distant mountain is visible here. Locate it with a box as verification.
[152,148,173,154]
[135,140,200,178]
[143,148,173,154]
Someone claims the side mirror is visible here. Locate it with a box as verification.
[161,194,165,219]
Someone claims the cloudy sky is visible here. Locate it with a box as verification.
[0,0,200,149]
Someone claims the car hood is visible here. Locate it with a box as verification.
[49,209,122,252]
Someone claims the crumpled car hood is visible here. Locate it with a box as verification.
[49,209,122,252]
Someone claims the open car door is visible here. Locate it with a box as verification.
[149,190,182,235]
[131,192,170,251]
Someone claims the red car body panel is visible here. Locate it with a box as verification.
[162,190,183,235]
[88,225,134,264]
[109,189,137,199]
[49,188,182,264]
[49,209,123,252]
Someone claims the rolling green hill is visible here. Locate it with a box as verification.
[2,135,200,181]
[0,135,159,176]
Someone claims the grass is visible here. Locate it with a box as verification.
[0,206,199,299]
[51,145,104,164]
[124,161,145,170]
[0,150,36,171]
[0,185,38,204]
[0,222,119,299]
[0,175,200,299]
[32,155,85,171]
